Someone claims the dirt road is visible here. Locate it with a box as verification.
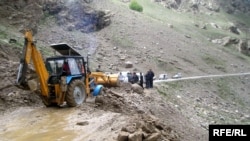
[154,72,250,83]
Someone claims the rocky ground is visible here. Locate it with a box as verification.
[0,0,250,141]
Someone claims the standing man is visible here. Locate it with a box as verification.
[118,72,125,82]
[148,69,154,88]
[131,72,139,84]
[133,72,139,84]
[127,72,132,83]
[139,72,144,89]
[145,71,150,88]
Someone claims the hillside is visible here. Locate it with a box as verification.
[0,0,250,141]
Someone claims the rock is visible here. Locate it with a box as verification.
[185,34,191,38]
[117,131,129,141]
[128,131,142,141]
[144,132,161,141]
[125,61,133,68]
[67,24,75,31]
[124,125,137,133]
[120,56,126,61]
[27,79,38,91]
[211,39,222,44]
[141,122,155,133]
[76,121,89,126]
[238,40,250,55]
[222,36,239,46]
[9,38,17,43]
[228,25,240,35]
[201,24,207,29]
[210,23,219,29]
[131,83,144,94]
[167,24,173,28]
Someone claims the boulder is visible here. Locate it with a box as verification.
[128,131,143,141]
[229,25,240,35]
[222,37,239,46]
[125,61,133,68]
[117,131,129,141]
[131,83,144,94]
[144,132,161,141]
[238,40,250,55]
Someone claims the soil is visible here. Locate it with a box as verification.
[0,0,250,141]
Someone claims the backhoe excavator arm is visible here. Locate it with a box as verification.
[16,30,49,97]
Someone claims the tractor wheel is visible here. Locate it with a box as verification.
[66,79,86,107]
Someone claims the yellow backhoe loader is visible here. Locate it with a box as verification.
[16,30,119,107]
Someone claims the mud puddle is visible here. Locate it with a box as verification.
[0,105,126,141]
[0,106,78,141]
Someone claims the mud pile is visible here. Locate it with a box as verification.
[95,83,138,114]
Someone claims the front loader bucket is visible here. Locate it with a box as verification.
[95,74,120,87]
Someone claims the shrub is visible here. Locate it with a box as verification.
[129,0,143,12]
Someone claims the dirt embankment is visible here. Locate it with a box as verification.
[0,44,42,113]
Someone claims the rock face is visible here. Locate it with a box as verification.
[0,1,44,34]
[0,0,111,34]
[43,0,112,33]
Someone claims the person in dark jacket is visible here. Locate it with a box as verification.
[131,72,139,84]
[62,61,70,75]
[145,71,150,88]
[127,72,132,83]
[139,72,144,89]
[148,69,154,88]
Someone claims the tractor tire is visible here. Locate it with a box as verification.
[66,79,86,107]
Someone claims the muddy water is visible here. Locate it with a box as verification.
[0,107,78,141]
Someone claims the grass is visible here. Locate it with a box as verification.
[167,82,182,89]
[156,87,167,96]
[201,54,227,72]
[221,45,250,61]
[202,55,220,65]
[216,78,245,107]
[155,58,176,72]
[0,28,24,49]
[0,30,7,39]
[156,82,182,95]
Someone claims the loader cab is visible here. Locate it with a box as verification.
[45,56,86,84]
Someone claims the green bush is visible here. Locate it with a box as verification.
[129,0,143,12]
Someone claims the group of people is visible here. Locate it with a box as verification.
[118,69,155,89]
